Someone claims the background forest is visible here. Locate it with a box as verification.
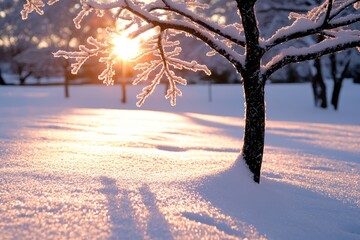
[1,0,360,88]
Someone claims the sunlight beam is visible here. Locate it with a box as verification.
[111,35,140,60]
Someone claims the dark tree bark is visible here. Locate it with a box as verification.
[64,67,71,98]
[15,64,32,85]
[0,69,6,85]
[312,57,327,108]
[19,71,32,85]
[242,77,265,183]
[330,53,350,110]
[237,0,265,183]
[121,80,127,103]
[331,80,341,110]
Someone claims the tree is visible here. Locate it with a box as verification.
[0,0,38,84]
[328,50,352,109]
[304,1,356,110]
[257,0,357,110]
[11,46,64,83]
[21,0,360,183]
[312,36,329,108]
[1,0,102,94]
[0,68,6,85]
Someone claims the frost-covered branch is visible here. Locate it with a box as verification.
[20,0,61,19]
[53,37,108,77]
[323,0,333,26]
[263,31,360,79]
[160,0,246,47]
[135,30,210,106]
[329,0,360,20]
[264,0,360,50]
[98,57,116,86]
[257,4,310,14]
[119,0,244,67]
[21,0,45,19]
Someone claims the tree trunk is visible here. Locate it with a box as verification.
[331,81,342,110]
[65,71,70,98]
[0,69,6,85]
[330,54,350,110]
[312,57,327,108]
[19,77,26,85]
[242,77,265,183]
[121,81,127,104]
[237,0,265,183]
[19,70,32,86]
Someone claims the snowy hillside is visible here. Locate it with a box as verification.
[0,82,359,239]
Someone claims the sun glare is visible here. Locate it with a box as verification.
[111,35,140,60]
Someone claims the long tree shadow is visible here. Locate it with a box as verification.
[181,112,243,139]
[99,177,173,239]
[197,163,360,240]
[181,212,244,237]
[265,130,360,164]
[182,112,360,164]
[139,184,173,240]
[99,176,143,239]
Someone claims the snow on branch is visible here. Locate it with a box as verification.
[53,37,107,76]
[264,0,360,50]
[330,0,360,20]
[21,0,45,19]
[119,0,245,67]
[98,56,116,86]
[47,0,60,5]
[85,0,126,10]
[329,13,360,27]
[263,30,360,79]
[160,0,246,47]
[20,0,61,20]
[135,30,210,106]
[73,4,93,29]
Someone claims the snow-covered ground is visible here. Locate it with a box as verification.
[0,81,359,239]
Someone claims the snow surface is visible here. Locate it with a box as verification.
[0,81,359,239]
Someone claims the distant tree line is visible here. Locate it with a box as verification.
[1,0,359,110]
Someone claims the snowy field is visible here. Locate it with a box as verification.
[0,81,359,239]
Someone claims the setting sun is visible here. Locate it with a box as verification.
[111,35,140,60]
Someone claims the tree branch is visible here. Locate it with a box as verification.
[123,0,244,68]
[263,37,360,79]
[322,0,333,26]
[160,0,246,47]
[264,1,360,51]
[236,0,263,78]
[329,0,360,20]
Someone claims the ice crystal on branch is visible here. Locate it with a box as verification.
[21,0,61,20]
[178,0,209,9]
[21,0,45,19]
[73,4,92,29]
[289,1,328,22]
[134,31,210,106]
[99,57,116,86]
[53,37,108,75]
[47,0,60,5]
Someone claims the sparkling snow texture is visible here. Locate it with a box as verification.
[0,82,359,239]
